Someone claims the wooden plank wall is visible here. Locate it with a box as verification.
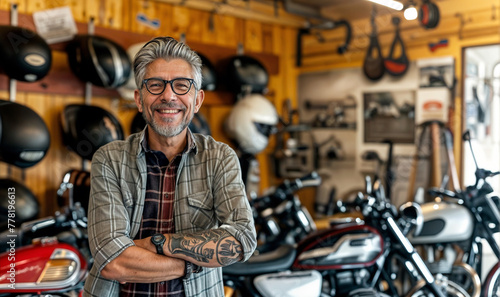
[0,0,298,217]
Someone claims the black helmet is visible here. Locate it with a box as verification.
[61,104,124,160]
[189,113,211,135]
[66,34,131,88]
[199,53,217,91]
[0,25,52,82]
[130,111,146,134]
[0,100,50,168]
[0,179,39,226]
[226,55,268,95]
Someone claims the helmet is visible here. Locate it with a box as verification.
[117,42,147,101]
[130,110,146,134]
[0,100,50,168]
[199,53,217,91]
[225,94,278,154]
[0,25,52,82]
[189,113,211,135]
[66,34,132,88]
[226,55,268,95]
[0,179,39,226]
[61,104,124,160]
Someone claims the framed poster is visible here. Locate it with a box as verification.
[363,90,416,143]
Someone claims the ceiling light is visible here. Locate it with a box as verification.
[404,1,418,20]
[367,0,404,11]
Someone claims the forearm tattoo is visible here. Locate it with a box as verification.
[167,229,242,265]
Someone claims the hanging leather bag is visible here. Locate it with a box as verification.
[384,17,409,77]
[363,8,385,81]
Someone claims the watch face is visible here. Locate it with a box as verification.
[153,234,163,243]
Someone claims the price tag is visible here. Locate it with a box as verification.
[33,6,77,44]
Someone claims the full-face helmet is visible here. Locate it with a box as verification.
[225,94,278,154]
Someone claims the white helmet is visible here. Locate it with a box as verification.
[117,42,146,101]
[225,94,278,154]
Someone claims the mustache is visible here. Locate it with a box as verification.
[152,102,186,111]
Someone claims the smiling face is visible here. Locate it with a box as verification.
[134,58,204,140]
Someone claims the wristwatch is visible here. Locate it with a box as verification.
[183,261,203,279]
[150,233,166,255]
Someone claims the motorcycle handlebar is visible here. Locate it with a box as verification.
[250,171,321,207]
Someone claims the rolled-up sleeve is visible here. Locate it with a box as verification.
[213,146,257,262]
[87,149,135,272]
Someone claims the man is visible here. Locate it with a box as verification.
[83,36,257,297]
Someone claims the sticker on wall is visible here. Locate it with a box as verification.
[136,13,160,29]
[33,6,77,44]
[415,87,450,124]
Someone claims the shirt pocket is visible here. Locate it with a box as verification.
[187,190,215,229]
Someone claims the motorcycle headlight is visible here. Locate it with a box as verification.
[399,202,423,236]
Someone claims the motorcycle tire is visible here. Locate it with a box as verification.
[482,262,500,297]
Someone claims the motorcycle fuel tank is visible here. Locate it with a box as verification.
[293,224,383,270]
[0,240,87,293]
[409,201,474,244]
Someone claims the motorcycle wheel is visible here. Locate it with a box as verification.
[482,262,500,297]
[445,263,480,297]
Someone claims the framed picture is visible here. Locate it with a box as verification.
[363,90,416,144]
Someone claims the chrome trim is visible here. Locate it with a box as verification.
[297,233,380,261]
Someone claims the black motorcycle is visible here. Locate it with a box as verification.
[224,176,464,297]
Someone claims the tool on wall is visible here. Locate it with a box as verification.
[273,99,314,178]
[363,6,385,81]
[296,19,351,67]
[384,17,409,77]
[287,0,351,67]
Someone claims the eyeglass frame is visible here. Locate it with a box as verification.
[141,77,197,96]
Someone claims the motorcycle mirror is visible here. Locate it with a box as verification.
[462,130,470,141]
[463,129,479,170]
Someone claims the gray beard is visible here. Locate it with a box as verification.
[141,102,194,138]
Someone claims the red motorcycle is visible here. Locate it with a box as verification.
[0,170,91,297]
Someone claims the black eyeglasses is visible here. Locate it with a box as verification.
[142,78,196,96]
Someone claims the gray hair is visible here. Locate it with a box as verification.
[133,36,202,92]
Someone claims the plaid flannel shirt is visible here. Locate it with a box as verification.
[83,129,257,297]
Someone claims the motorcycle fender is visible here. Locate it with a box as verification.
[254,270,322,297]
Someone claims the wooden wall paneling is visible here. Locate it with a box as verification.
[243,19,262,53]
[207,105,233,145]
[84,0,124,29]
[172,5,205,42]
[212,14,241,48]
[128,0,173,36]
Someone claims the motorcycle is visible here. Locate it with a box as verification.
[409,130,500,297]
[0,170,91,297]
[224,177,463,297]
[250,171,321,254]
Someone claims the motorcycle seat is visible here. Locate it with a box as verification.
[223,244,296,276]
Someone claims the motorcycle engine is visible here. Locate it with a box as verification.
[348,288,391,297]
